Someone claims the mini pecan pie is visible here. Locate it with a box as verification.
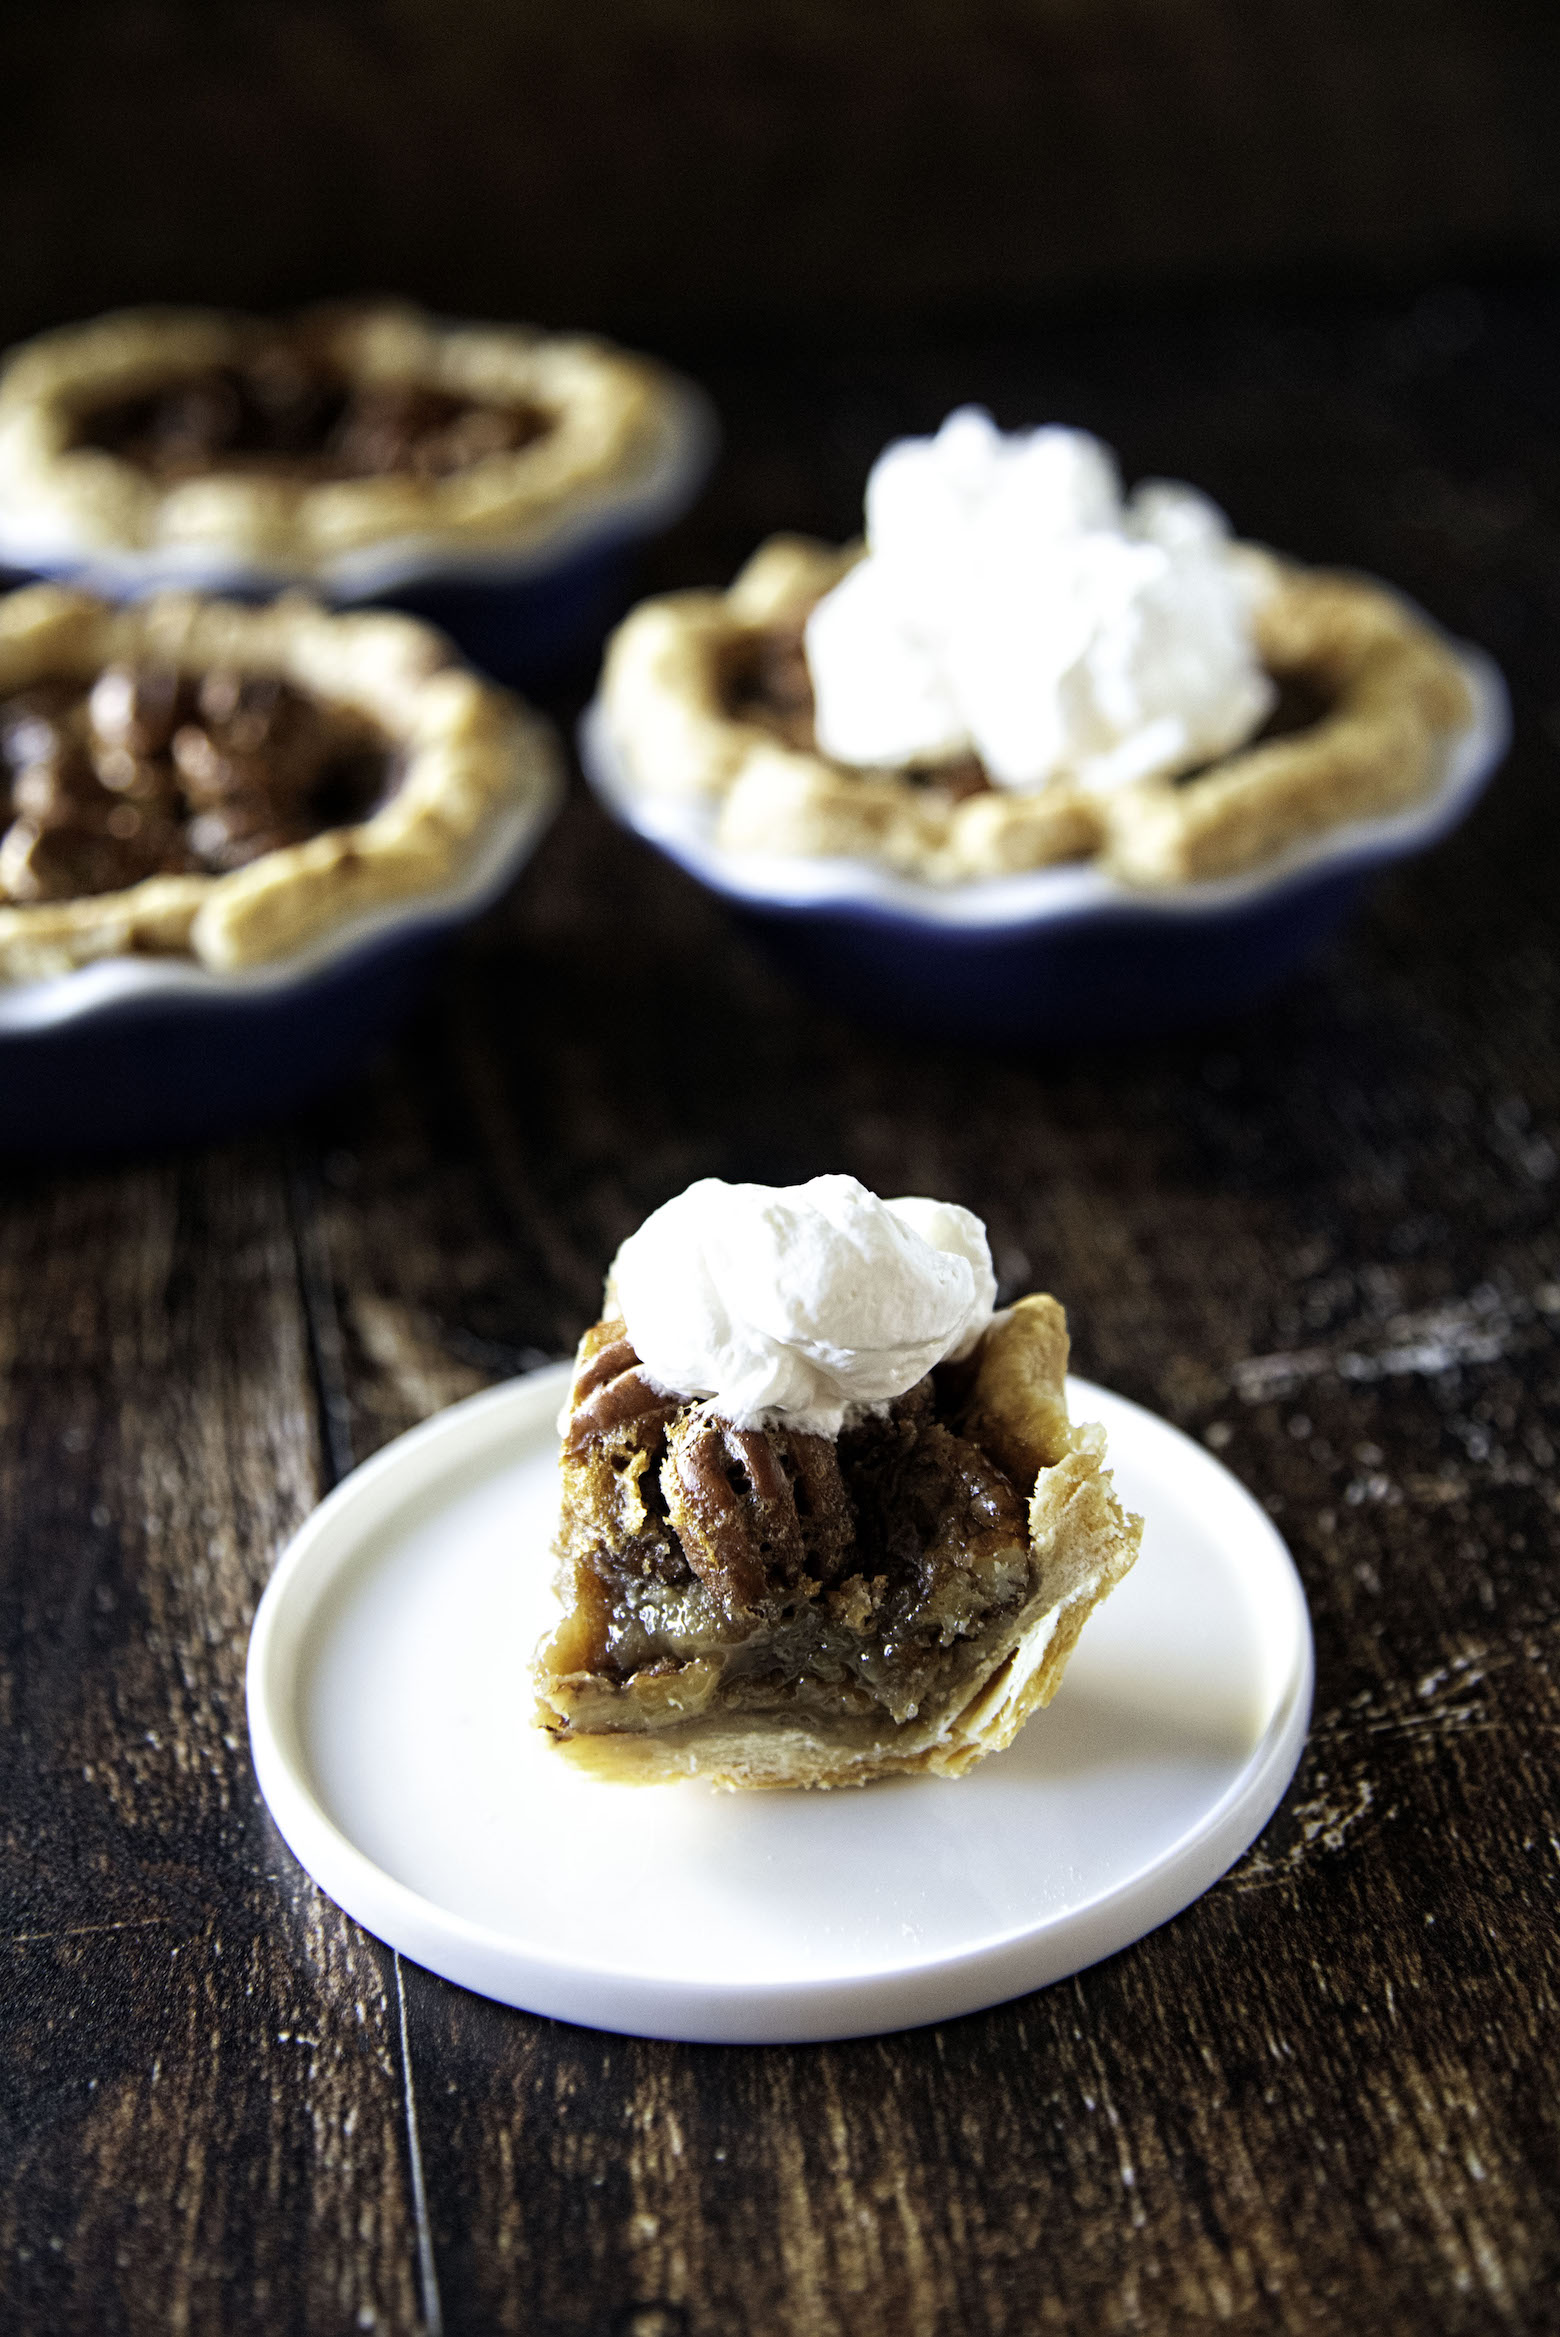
[599,534,1474,887]
[0,585,559,983]
[0,304,685,578]
[533,1295,1142,1789]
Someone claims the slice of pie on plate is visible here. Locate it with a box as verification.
[534,1275,1142,1791]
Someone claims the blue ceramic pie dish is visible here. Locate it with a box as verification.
[0,378,717,689]
[0,788,559,1155]
[580,638,1509,1049]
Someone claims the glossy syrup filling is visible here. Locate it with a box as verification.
[0,664,399,907]
[545,1325,1036,1736]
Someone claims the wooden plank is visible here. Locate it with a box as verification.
[0,1149,422,2334]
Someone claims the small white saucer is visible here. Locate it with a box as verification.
[246,1368,1312,2044]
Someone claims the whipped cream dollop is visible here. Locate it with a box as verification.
[804,406,1273,794]
[609,1174,997,1437]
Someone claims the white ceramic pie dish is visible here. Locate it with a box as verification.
[581,633,1508,1044]
[0,778,559,1151]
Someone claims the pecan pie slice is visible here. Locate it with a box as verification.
[599,533,1473,887]
[0,584,559,983]
[533,1294,1142,1789]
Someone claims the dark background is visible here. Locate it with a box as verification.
[5,8,1560,2336]
[3,0,1559,348]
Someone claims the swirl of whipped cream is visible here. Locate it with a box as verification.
[609,1174,996,1437]
[804,406,1273,794]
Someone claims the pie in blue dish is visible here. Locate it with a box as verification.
[0,303,714,686]
[0,582,560,1147]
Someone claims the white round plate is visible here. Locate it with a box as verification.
[246,1367,1312,2044]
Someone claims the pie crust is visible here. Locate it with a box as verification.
[0,304,683,577]
[0,584,560,983]
[598,535,1474,887]
[533,1294,1143,1789]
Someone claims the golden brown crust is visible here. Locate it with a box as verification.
[1100,551,1474,885]
[960,1293,1076,1486]
[0,584,561,983]
[532,1294,1143,1790]
[0,304,681,573]
[599,535,1473,889]
[600,536,1106,882]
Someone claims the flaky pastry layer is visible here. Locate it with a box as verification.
[598,535,1473,888]
[0,585,560,983]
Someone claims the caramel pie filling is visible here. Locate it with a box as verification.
[0,665,398,906]
[544,1319,1037,1736]
[71,344,552,486]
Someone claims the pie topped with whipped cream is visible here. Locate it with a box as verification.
[532,1177,1142,1789]
[598,408,1473,887]
[0,584,559,983]
[0,304,685,577]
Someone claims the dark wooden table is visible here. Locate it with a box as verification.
[3,276,1559,2336]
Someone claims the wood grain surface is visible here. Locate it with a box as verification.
[3,277,1560,2332]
